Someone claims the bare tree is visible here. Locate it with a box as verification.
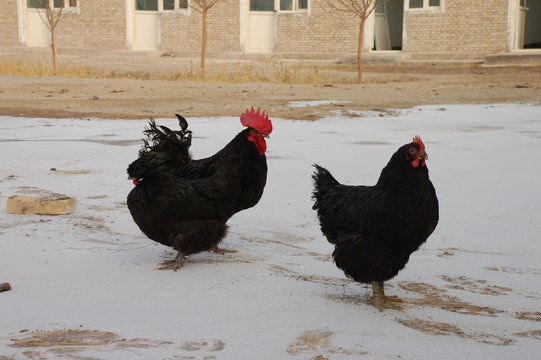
[31,0,69,75]
[317,0,389,83]
[187,0,223,80]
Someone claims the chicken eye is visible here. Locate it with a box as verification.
[409,147,417,156]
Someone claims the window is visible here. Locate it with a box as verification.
[250,0,307,12]
[27,0,46,8]
[54,0,76,8]
[164,0,175,10]
[28,0,77,9]
[408,0,440,9]
[136,0,158,11]
[280,0,292,10]
[250,0,274,11]
[144,0,189,12]
[279,0,308,11]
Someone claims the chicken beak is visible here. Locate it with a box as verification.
[262,134,270,139]
[419,151,428,160]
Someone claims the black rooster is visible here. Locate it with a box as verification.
[312,136,438,310]
[127,107,272,270]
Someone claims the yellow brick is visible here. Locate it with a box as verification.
[7,195,76,215]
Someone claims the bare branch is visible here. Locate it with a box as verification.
[207,0,221,10]
[317,0,388,20]
[189,0,221,12]
[316,0,390,83]
[32,0,69,75]
[186,0,225,80]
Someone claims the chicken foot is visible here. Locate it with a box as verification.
[156,250,186,271]
[370,281,407,311]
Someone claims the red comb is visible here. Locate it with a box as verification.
[413,135,425,152]
[240,106,273,135]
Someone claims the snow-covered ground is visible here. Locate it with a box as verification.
[1,104,540,359]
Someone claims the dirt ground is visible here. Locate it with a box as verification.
[0,51,540,120]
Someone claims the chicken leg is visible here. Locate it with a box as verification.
[370,281,407,311]
[156,250,186,271]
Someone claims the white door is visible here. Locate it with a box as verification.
[26,8,50,47]
[374,3,391,50]
[247,0,275,52]
[134,0,160,50]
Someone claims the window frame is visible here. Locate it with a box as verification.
[248,0,308,13]
[278,0,308,13]
[27,0,79,13]
[136,0,190,13]
[162,0,189,12]
[405,0,443,12]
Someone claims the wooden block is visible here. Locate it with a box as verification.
[7,195,76,215]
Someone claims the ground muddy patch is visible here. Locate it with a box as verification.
[10,329,226,359]
[441,275,512,296]
[10,329,171,358]
[485,266,541,275]
[49,169,100,175]
[267,264,353,288]
[158,249,263,267]
[399,281,504,317]
[287,329,367,358]
[514,330,541,340]
[397,319,515,346]
[515,311,541,322]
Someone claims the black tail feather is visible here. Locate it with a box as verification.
[311,164,339,210]
[175,113,189,132]
[143,117,192,154]
[128,115,194,178]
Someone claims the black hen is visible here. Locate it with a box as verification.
[312,136,439,310]
[127,107,272,270]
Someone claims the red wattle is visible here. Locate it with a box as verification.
[248,134,267,155]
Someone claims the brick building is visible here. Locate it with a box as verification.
[1,1,539,59]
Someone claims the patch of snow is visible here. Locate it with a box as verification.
[1,104,540,359]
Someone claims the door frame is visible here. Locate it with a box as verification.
[509,0,541,51]
[374,2,391,50]
[369,0,404,52]
[514,0,528,49]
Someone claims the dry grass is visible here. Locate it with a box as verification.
[0,55,333,85]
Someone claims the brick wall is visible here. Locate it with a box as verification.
[161,0,240,53]
[275,5,359,54]
[0,0,21,46]
[0,0,515,57]
[0,1,127,50]
[55,2,127,49]
[404,0,508,54]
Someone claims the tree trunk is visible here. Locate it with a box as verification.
[51,28,56,76]
[357,16,366,84]
[201,5,207,80]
